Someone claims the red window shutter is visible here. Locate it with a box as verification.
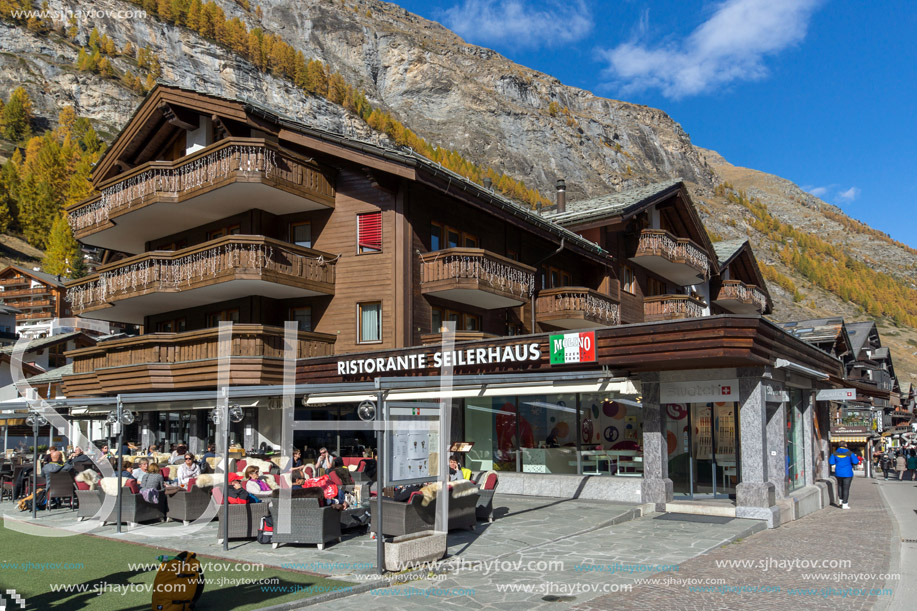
[358,212,382,252]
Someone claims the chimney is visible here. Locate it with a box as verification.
[483,177,492,191]
[555,179,566,213]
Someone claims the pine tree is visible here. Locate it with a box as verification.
[42,214,84,278]
[2,87,33,142]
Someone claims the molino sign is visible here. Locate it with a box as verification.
[549,331,597,365]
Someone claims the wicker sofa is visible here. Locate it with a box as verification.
[166,482,215,526]
[267,489,342,550]
[75,486,166,526]
[212,486,270,542]
[369,481,479,538]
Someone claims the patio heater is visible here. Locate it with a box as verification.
[107,397,136,534]
[25,409,48,519]
[211,403,243,551]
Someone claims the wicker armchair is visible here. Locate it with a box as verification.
[471,471,499,522]
[267,490,342,550]
[75,489,166,527]
[369,483,479,538]
[212,487,270,542]
[166,485,214,526]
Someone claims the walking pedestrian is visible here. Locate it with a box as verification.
[906,451,917,481]
[895,452,907,480]
[830,441,860,509]
[880,452,892,480]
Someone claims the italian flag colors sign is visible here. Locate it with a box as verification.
[549,331,597,365]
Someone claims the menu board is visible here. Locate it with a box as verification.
[388,421,438,483]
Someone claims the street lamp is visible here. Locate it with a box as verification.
[106,398,135,533]
[211,403,243,551]
[25,410,48,520]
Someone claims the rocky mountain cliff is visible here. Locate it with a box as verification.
[1,0,915,384]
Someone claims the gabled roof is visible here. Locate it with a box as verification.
[0,304,21,315]
[23,363,73,385]
[712,238,772,313]
[0,265,66,288]
[0,331,95,356]
[712,239,748,266]
[845,321,878,357]
[776,318,852,358]
[543,179,683,225]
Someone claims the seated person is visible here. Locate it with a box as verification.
[243,466,272,495]
[176,453,200,486]
[120,459,136,480]
[202,444,216,460]
[146,445,159,457]
[291,449,304,475]
[141,463,164,491]
[169,445,188,465]
[132,458,150,481]
[41,446,58,466]
[313,447,335,473]
[99,445,111,458]
[227,478,261,504]
[41,450,65,477]
[291,475,306,490]
[449,455,472,481]
[65,446,93,471]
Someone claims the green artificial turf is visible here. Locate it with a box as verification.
[0,521,355,610]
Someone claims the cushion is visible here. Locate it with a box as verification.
[74,470,99,490]
[271,487,324,500]
[75,481,90,491]
[341,457,362,468]
[211,487,224,505]
[205,457,221,470]
[482,471,498,491]
[126,479,141,494]
[160,467,170,480]
[418,480,477,507]
[185,478,196,491]
[235,460,247,472]
[242,457,273,474]
[99,477,121,496]
[195,474,216,488]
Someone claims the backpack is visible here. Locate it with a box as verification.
[151,551,204,611]
[18,488,46,512]
[257,516,273,544]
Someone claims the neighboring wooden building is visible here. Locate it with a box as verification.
[0,265,70,339]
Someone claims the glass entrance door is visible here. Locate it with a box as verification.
[667,402,739,498]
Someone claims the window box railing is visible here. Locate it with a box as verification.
[716,280,769,312]
[419,248,536,302]
[536,287,620,326]
[635,229,710,279]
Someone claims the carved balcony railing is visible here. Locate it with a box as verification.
[420,248,536,309]
[633,229,710,285]
[0,287,53,298]
[536,287,620,329]
[17,311,54,320]
[420,331,500,345]
[66,138,335,240]
[643,295,707,322]
[715,280,769,313]
[62,325,336,396]
[66,236,335,318]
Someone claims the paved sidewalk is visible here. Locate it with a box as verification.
[578,477,895,611]
[875,477,917,611]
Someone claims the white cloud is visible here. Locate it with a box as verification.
[440,0,593,50]
[598,0,822,98]
[804,185,830,197]
[837,186,861,202]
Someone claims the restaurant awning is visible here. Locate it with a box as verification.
[831,435,869,443]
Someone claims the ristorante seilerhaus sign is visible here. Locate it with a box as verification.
[336,342,542,375]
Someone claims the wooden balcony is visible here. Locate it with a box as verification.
[535,287,620,329]
[62,324,336,396]
[0,287,52,298]
[643,295,707,322]
[66,235,335,324]
[17,311,53,321]
[420,331,500,345]
[420,248,536,309]
[631,229,710,286]
[714,280,769,314]
[66,138,335,253]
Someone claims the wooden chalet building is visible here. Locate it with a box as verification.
[0,265,71,339]
[57,85,858,526]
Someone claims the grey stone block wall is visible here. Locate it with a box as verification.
[638,374,673,508]
[495,472,643,502]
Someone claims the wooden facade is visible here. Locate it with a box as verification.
[59,86,790,396]
[0,265,69,334]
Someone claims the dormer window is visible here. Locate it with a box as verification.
[185,115,212,155]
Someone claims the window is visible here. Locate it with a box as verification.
[357,212,382,253]
[647,277,666,297]
[447,228,461,249]
[208,225,241,240]
[156,240,187,251]
[206,309,240,326]
[507,249,519,261]
[431,222,444,251]
[561,272,572,287]
[463,313,481,331]
[358,302,382,343]
[432,307,443,333]
[431,306,480,332]
[623,266,636,294]
[550,269,560,289]
[156,318,187,333]
[545,267,572,288]
[290,222,312,248]
[290,306,312,332]
[464,234,478,248]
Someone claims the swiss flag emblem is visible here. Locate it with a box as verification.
[721,386,731,395]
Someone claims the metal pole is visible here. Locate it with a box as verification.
[3,424,7,455]
[31,419,39,519]
[222,388,230,552]
[116,396,123,534]
[376,387,384,575]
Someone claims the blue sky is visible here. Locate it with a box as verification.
[386,0,917,249]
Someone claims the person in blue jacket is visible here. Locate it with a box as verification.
[829,441,860,509]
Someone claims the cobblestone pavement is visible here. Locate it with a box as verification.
[578,477,895,611]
